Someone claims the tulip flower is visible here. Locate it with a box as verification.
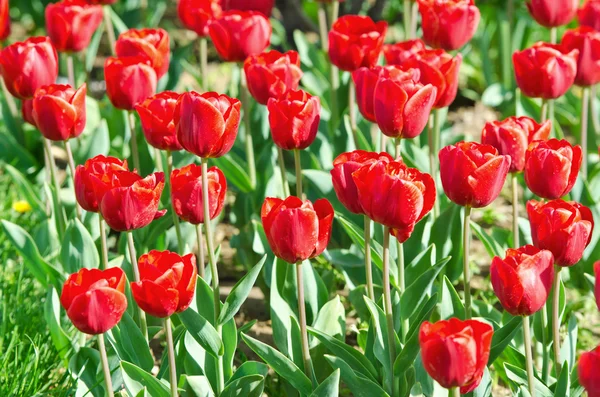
[0,0,10,41]
[135,91,182,152]
[595,261,600,311]
[561,27,600,87]
[131,250,197,318]
[100,172,167,231]
[116,28,171,79]
[267,89,320,151]
[21,99,35,127]
[60,267,127,334]
[513,43,578,100]
[417,0,481,51]
[481,116,551,173]
[86,0,117,4]
[328,15,388,72]
[222,0,274,16]
[490,245,554,316]
[261,196,334,264]
[208,11,271,62]
[175,91,241,158]
[439,142,511,208]
[527,199,594,267]
[579,0,600,31]
[171,163,227,225]
[31,84,86,142]
[383,39,426,65]
[178,0,222,37]
[579,345,600,397]
[419,318,493,394]
[524,139,582,199]
[45,0,103,53]
[0,37,59,99]
[243,50,303,105]
[104,56,157,111]
[526,0,578,28]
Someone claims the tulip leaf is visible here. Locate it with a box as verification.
[218,255,266,325]
[559,315,578,371]
[241,333,313,396]
[504,363,554,397]
[311,296,346,345]
[440,276,465,320]
[310,369,340,397]
[60,218,100,273]
[228,361,269,385]
[335,214,385,273]
[4,163,44,214]
[400,257,449,320]
[430,205,463,282]
[213,154,254,193]
[554,362,570,397]
[183,375,214,397]
[472,367,492,397]
[121,361,171,397]
[324,355,389,397]
[0,130,38,171]
[44,286,73,364]
[68,347,105,397]
[470,221,504,258]
[107,312,154,372]
[364,296,398,389]
[489,316,522,364]
[179,309,224,358]
[220,374,265,397]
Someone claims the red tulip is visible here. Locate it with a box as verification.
[561,27,600,87]
[0,0,10,41]
[104,56,157,111]
[171,163,227,225]
[21,99,35,127]
[222,0,274,16]
[135,91,182,152]
[526,0,578,28]
[330,150,394,214]
[100,172,167,231]
[267,89,320,151]
[579,0,600,31]
[481,116,551,173]
[178,0,222,37]
[243,50,302,105]
[513,43,578,100]
[0,37,59,99]
[419,318,493,394]
[527,199,594,267]
[524,139,582,199]
[352,159,436,240]
[261,196,334,264]
[595,261,600,311]
[383,39,426,65]
[175,91,241,158]
[32,84,86,142]
[208,11,271,62]
[116,28,170,79]
[374,67,437,139]
[328,15,388,72]
[45,0,104,53]
[403,48,462,108]
[60,268,127,334]
[439,142,511,208]
[490,245,554,316]
[417,0,481,51]
[579,345,600,397]
[85,0,117,4]
[131,250,197,318]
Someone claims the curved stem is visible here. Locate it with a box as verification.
[523,316,536,397]
[512,173,519,248]
[195,224,206,279]
[67,54,76,88]
[463,206,472,318]
[581,87,590,179]
[382,228,397,397]
[552,266,562,375]
[199,38,208,92]
[64,140,82,220]
[164,317,178,397]
[364,216,375,301]
[240,71,257,189]
[277,147,290,197]
[294,149,303,198]
[296,261,316,386]
[98,334,114,397]
[99,215,109,269]
[127,231,148,340]
[103,6,116,55]
[126,112,141,172]
[43,139,66,236]
[167,151,184,253]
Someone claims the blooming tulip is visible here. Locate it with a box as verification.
[135,91,182,151]
[527,199,594,267]
[328,15,388,72]
[131,250,197,318]
[86,0,117,4]
[171,163,227,225]
[100,172,167,231]
[222,0,274,16]
[0,37,59,99]
[561,27,600,87]
[417,0,481,51]
[208,11,271,62]
[32,84,87,142]
[481,116,551,173]
[439,142,511,208]
[0,0,10,41]
[175,91,241,158]
[579,0,600,31]
[60,267,127,334]
[383,39,426,65]
[116,28,170,79]
[513,43,578,100]
[243,50,302,105]
[261,196,334,264]
[267,89,320,150]
[578,345,600,397]
[490,245,554,316]
[419,318,493,394]
[45,0,104,53]
[526,0,578,28]
[178,0,222,37]
[595,261,600,311]
[104,56,157,111]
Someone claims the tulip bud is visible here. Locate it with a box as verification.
[222,0,274,16]
[131,250,197,318]
[208,11,271,62]
[60,268,127,334]
[526,0,578,28]
[267,89,320,150]
[104,56,157,111]
[417,0,481,51]
[383,39,426,65]
[261,196,334,264]
[116,28,171,79]
[32,84,87,142]
[561,27,600,87]
[174,91,241,158]
[0,0,10,41]
[243,50,302,105]
[45,0,104,53]
[135,91,182,152]
[178,0,222,37]
[578,0,600,31]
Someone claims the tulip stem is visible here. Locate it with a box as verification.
[126,231,148,340]
[403,0,411,39]
[99,215,109,269]
[240,71,257,189]
[410,2,419,38]
[450,387,460,397]
[294,149,303,198]
[591,85,599,135]
[463,206,472,318]
[552,266,562,375]
[523,316,536,397]
[199,37,208,92]
[581,87,590,179]
[318,4,329,52]
[103,6,117,55]
[167,151,184,253]
[126,112,141,172]
[550,27,557,44]
[511,173,519,247]
[364,216,375,301]
[64,140,82,220]
[277,147,290,197]
[328,1,339,29]
[349,81,359,150]
[540,99,549,123]
[541,306,550,382]
[154,148,164,172]
[395,138,402,159]
[43,138,67,236]
[296,260,316,387]
[201,158,224,394]
[0,78,18,120]
[67,54,76,88]
[397,240,409,343]
[431,109,443,218]
[195,224,206,279]
[164,317,178,397]
[382,228,397,397]
[98,334,114,397]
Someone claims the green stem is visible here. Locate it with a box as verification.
[463,206,472,318]
[581,87,590,179]
[294,149,303,198]
[43,138,66,236]
[382,228,397,397]
[432,110,442,218]
[195,224,206,279]
[552,266,562,375]
[540,99,549,123]
[126,112,141,172]
[240,71,257,189]
[103,6,116,55]
[364,216,374,301]
[349,80,359,150]
[541,306,550,382]
[591,85,599,135]
[277,147,290,197]
[403,0,411,39]
[318,4,329,52]
[450,387,460,397]
[67,54,76,88]
[167,151,184,253]
[98,334,114,397]
[550,27,557,44]
[154,148,164,172]
[410,2,418,38]
[64,140,82,220]
[328,1,339,29]
[512,173,519,248]
[523,316,536,397]
[164,317,178,397]
[296,261,316,387]
[397,240,408,343]
[99,215,109,269]
[127,231,148,340]
[200,37,208,92]
[395,138,401,159]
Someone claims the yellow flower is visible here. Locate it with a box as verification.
[12,200,32,214]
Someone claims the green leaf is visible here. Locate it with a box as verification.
[554,362,570,397]
[183,375,214,397]
[179,309,224,358]
[324,355,389,397]
[471,222,504,258]
[559,315,578,371]
[241,333,312,396]
[3,163,44,214]
[121,361,171,397]
[107,312,154,371]
[489,316,522,363]
[218,255,266,325]
[44,286,73,363]
[85,25,104,72]
[228,362,269,385]
[0,130,38,171]
[440,276,465,320]
[505,363,553,397]
[335,214,384,273]
[220,374,264,397]
[60,218,100,273]
[400,258,449,320]
[213,155,253,193]
[364,297,397,388]
[68,347,104,397]
[310,369,340,397]
[311,296,345,345]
